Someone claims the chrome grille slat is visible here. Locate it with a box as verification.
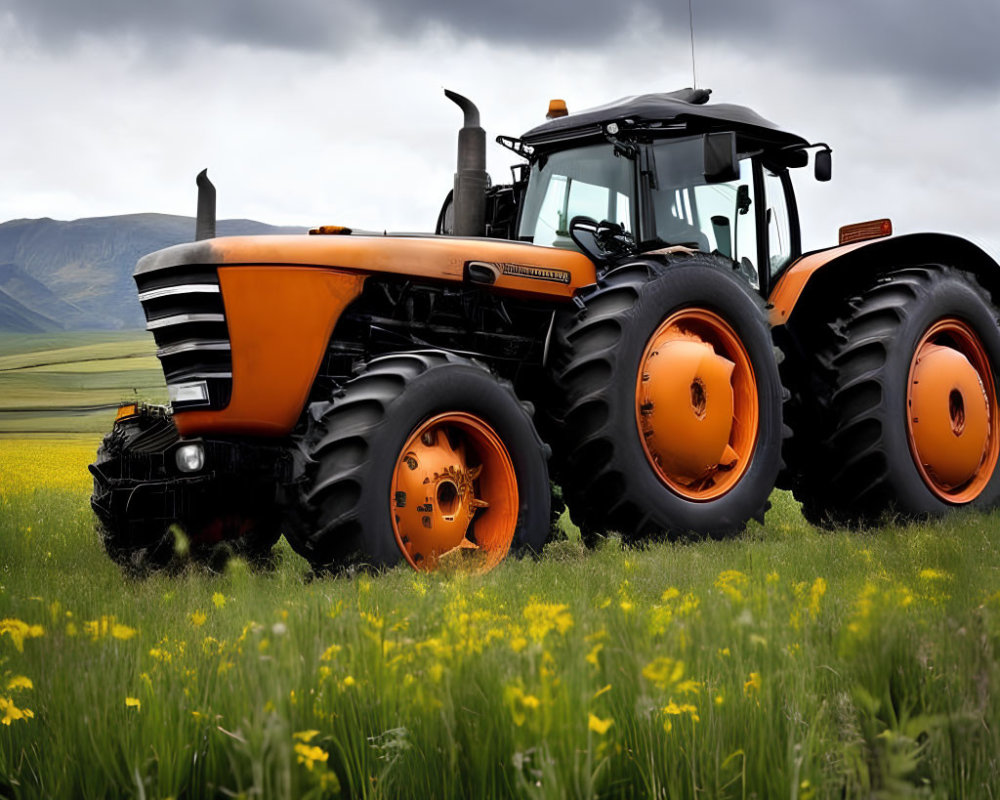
[136,266,232,410]
[146,313,225,331]
[167,371,233,381]
[138,284,221,302]
[156,340,231,358]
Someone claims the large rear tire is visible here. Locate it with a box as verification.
[547,256,784,542]
[786,264,1000,526]
[285,351,550,573]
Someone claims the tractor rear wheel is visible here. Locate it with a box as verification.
[547,256,784,542]
[286,351,550,573]
[788,264,1000,525]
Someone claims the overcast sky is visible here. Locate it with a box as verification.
[1,0,998,256]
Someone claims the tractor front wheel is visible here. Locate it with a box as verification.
[285,351,550,573]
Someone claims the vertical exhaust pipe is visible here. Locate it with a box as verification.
[195,169,216,241]
[444,89,487,237]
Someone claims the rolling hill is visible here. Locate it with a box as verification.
[0,214,305,331]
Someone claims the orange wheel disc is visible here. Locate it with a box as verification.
[907,318,999,503]
[390,412,519,572]
[635,308,759,501]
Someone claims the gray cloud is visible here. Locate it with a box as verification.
[4,0,999,93]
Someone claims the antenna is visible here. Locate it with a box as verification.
[688,0,697,89]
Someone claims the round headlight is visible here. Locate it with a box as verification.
[175,443,205,473]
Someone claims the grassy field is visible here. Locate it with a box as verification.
[0,332,165,435]
[2,334,1000,798]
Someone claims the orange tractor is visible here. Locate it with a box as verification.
[90,88,1000,573]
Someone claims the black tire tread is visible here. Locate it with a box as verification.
[286,351,549,571]
[547,254,783,543]
[787,263,999,526]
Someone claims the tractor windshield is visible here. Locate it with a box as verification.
[518,143,636,249]
[649,135,759,285]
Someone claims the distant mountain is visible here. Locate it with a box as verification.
[0,214,306,331]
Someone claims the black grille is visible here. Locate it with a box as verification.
[135,266,232,411]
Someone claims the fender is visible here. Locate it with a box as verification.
[769,233,1000,328]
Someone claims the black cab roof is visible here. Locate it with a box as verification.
[520,88,809,153]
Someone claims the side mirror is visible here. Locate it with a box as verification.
[815,148,832,182]
[703,132,740,184]
[711,216,732,259]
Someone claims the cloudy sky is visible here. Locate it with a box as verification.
[1,0,998,255]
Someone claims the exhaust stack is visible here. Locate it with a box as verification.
[195,169,216,241]
[444,89,487,238]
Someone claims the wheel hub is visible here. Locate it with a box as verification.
[636,308,758,500]
[908,323,997,498]
[640,339,737,483]
[391,413,517,571]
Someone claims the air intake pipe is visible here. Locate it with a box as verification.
[195,169,216,241]
[445,89,487,238]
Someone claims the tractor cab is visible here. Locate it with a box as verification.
[502,89,831,296]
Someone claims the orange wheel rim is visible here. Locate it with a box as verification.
[635,308,759,501]
[907,318,998,503]
[390,412,518,572]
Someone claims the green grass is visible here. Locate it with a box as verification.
[2,482,1000,798]
[2,334,1000,798]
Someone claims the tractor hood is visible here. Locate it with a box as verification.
[135,233,596,300]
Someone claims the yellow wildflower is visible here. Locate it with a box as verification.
[766,571,780,584]
[510,636,528,653]
[662,700,699,720]
[593,684,612,699]
[523,600,573,641]
[743,672,761,696]
[85,615,134,640]
[677,592,700,616]
[919,568,950,581]
[341,675,356,689]
[6,676,32,691]
[714,693,725,706]
[588,713,614,735]
[189,611,207,628]
[504,684,542,727]
[675,679,702,696]
[125,696,141,711]
[294,730,320,743]
[642,657,684,689]
[320,644,342,661]
[0,619,44,651]
[112,623,137,640]
[715,570,748,603]
[212,592,227,609]
[661,700,700,731]
[661,587,680,601]
[585,642,604,666]
[0,697,34,725]
[295,743,329,771]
